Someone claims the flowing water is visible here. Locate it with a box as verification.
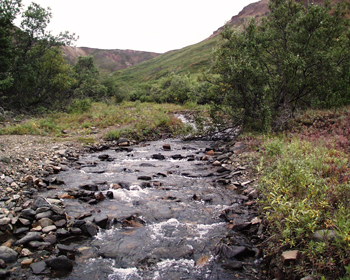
[43,139,258,280]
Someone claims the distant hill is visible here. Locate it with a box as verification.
[61,46,160,73]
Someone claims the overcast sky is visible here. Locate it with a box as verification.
[17,0,258,53]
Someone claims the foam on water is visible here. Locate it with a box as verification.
[108,267,142,280]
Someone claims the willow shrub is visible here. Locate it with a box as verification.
[259,137,350,278]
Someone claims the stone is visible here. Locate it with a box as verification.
[15,232,42,245]
[45,255,73,270]
[282,250,300,265]
[94,214,109,229]
[57,244,77,255]
[163,144,171,150]
[137,176,152,181]
[0,246,18,263]
[30,261,47,274]
[20,248,32,257]
[43,234,57,245]
[33,197,51,210]
[21,258,33,267]
[81,221,98,237]
[0,218,10,226]
[13,227,29,235]
[106,191,114,199]
[54,219,66,228]
[35,218,53,228]
[212,161,221,166]
[94,192,105,201]
[20,209,36,220]
[222,261,243,270]
[42,225,57,233]
[0,269,9,278]
[205,150,215,156]
[35,211,53,220]
[28,241,51,249]
[79,184,98,191]
[152,154,165,160]
[50,204,65,215]
[56,228,70,238]
[19,218,31,226]
[69,227,82,235]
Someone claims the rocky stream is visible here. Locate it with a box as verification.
[0,135,265,279]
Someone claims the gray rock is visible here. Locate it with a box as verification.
[56,228,70,238]
[42,225,57,233]
[13,227,29,235]
[35,218,53,228]
[0,246,18,263]
[20,209,36,220]
[0,218,11,226]
[81,221,98,237]
[33,197,51,210]
[222,261,243,270]
[0,269,9,278]
[94,214,109,229]
[69,227,82,235]
[28,241,51,249]
[57,244,77,255]
[50,204,65,215]
[45,255,73,270]
[35,211,53,220]
[15,232,42,245]
[30,261,47,274]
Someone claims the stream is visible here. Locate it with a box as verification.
[35,139,261,280]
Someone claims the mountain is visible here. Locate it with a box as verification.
[61,46,160,73]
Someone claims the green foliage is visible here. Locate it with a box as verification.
[67,98,92,114]
[259,136,350,278]
[0,0,77,111]
[211,0,350,132]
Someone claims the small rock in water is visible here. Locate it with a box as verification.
[152,154,165,160]
[163,144,171,150]
[45,255,73,270]
[30,261,48,275]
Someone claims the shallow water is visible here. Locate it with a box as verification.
[46,139,256,279]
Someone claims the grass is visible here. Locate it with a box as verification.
[0,101,196,140]
[253,106,350,279]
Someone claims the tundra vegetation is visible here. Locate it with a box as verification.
[1,0,350,278]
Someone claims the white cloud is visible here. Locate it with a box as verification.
[17,0,258,53]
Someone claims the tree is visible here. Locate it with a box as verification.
[0,0,77,111]
[211,0,350,131]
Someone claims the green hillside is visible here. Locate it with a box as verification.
[112,37,218,85]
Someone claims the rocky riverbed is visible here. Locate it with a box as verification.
[0,135,266,279]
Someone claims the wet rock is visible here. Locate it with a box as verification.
[98,154,110,161]
[222,261,243,270]
[215,244,249,259]
[80,221,98,237]
[205,150,215,156]
[56,228,70,238]
[79,184,98,192]
[212,161,221,166]
[54,219,66,228]
[50,204,65,215]
[20,209,36,220]
[28,241,51,249]
[13,227,29,235]
[57,244,77,256]
[0,246,18,263]
[30,261,48,274]
[94,214,109,229]
[69,227,82,235]
[94,192,105,201]
[35,218,53,228]
[216,166,231,173]
[106,191,114,199]
[171,154,183,160]
[35,210,53,220]
[15,232,42,245]
[137,176,152,181]
[163,144,171,150]
[152,244,193,259]
[42,225,57,233]
[21,258,33,267]
[43,234,57,245]
[0,269,9,278]
[0,218,10,226]
[45,255,73,270]
[152,154,165,160]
